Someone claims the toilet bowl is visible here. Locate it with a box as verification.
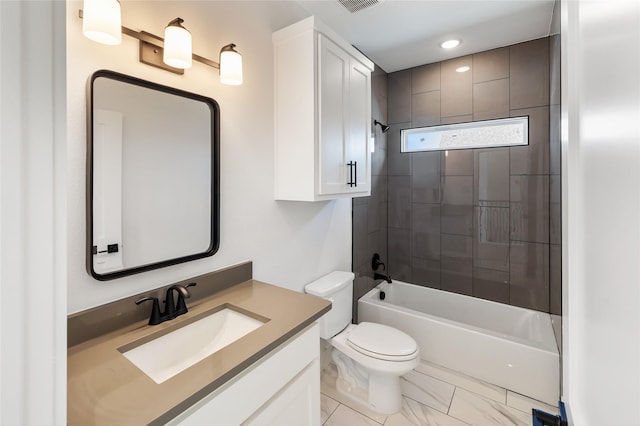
[305,271,420,414]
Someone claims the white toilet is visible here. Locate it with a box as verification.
[305,271,420,414]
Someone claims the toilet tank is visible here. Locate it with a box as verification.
[304,271,354,339]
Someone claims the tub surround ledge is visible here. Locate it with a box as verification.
[67,270,330,425]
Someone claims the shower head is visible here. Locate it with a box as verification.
[374,119,390,133]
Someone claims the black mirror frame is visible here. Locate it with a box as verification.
[86,70,220,281]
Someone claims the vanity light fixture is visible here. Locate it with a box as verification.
[219,44,243,85]
[79,0,243,85]
[82,0,121,45]
[456,66,470,73]
[163,18,192,69]
[440,39,460,49]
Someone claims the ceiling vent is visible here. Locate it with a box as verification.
[338,0,383,13]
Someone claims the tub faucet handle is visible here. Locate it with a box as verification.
[372,253,386,271]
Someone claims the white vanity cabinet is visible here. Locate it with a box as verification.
[169,323,320,426]
[273,17,374,201]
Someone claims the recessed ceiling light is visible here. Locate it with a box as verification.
[440,39,460,49]
[456,66,470,73]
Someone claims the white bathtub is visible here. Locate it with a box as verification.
[358,280,559,405]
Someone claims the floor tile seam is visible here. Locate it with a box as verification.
[401,393,451,417]
[336,398,389,424]
[445,387,477,426]
[411,368,505,403]
[452,385,538,425]
[322,397,341,424]
[416,364,509,404]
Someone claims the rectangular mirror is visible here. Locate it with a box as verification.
[87,70,220,280]
[401,116,529,153]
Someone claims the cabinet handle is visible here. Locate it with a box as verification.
[353,161,357,187]
[347,161,357,187]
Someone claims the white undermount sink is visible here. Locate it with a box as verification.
[121,307,266,384]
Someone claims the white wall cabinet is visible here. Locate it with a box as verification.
[168,324,320,425]
[274,17,374,201]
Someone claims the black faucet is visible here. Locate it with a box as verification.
[374,272,392,283]
[136,282,197,325]
[372,253,392,283]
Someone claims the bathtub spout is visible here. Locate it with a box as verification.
[374,272,392,283]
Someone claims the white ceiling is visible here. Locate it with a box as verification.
[294,0,556,73]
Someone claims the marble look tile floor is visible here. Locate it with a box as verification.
[321,360,559,426]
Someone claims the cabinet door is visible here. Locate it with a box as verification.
[347,57,371,192]
[243,360,320,426]
[318,34,349,196]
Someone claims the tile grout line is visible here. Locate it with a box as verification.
[447,386,457,415]
[322,395,340,425]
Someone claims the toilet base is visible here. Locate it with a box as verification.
[332,348,404,414]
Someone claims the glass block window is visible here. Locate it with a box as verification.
[401,116,528,153]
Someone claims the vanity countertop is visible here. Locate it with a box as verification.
[67,279,331,425]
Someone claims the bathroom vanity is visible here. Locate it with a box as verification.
[67,264,330,425]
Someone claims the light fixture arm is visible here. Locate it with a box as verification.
[79,9,221,70]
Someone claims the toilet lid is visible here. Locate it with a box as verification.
[347,322,418,360]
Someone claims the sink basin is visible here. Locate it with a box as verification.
[121,307,266,384]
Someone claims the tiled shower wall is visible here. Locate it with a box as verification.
[382,37,560,313]
[352,65,388,321]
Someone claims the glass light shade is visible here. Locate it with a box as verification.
[163,20,192,69]
[82,0,122,45]
[219,45,243,85]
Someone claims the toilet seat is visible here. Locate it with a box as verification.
[347,322,418,361]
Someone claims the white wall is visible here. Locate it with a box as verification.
[561,0,640,424]
[67,1,354,313]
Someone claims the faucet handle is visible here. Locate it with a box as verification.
[135,297,162,325]
[172,282,197,316]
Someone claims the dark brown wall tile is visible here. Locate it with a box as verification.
[442,176,473,235]
[388,176,411,228]
[412,203,441,260]
[474,207,509,271]
[412,63,440,94]
[473,267,509,304]
[411,152,441,203]
[474,148,510,203]
[441,234,473,295]
[549,34,561,107]
[550,175,561,245]
[441,56,473,117]
[389,227,411,281]
[510,175,549,243]
[550,104,561,175]
[388,69,412,123]
[388,122,411,175]
[509,241,549,311]
[473,47,509,83]
[441,115,473,125]
[442,150,474,176]
[412,91,441,127]
[412,257,441,289]
[510,38,550,109]
[473,78,510,121]
[550,244,562,315]
[510,106,550,175]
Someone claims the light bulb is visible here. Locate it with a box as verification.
[82,0,122,45]
[163,18,192,69]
